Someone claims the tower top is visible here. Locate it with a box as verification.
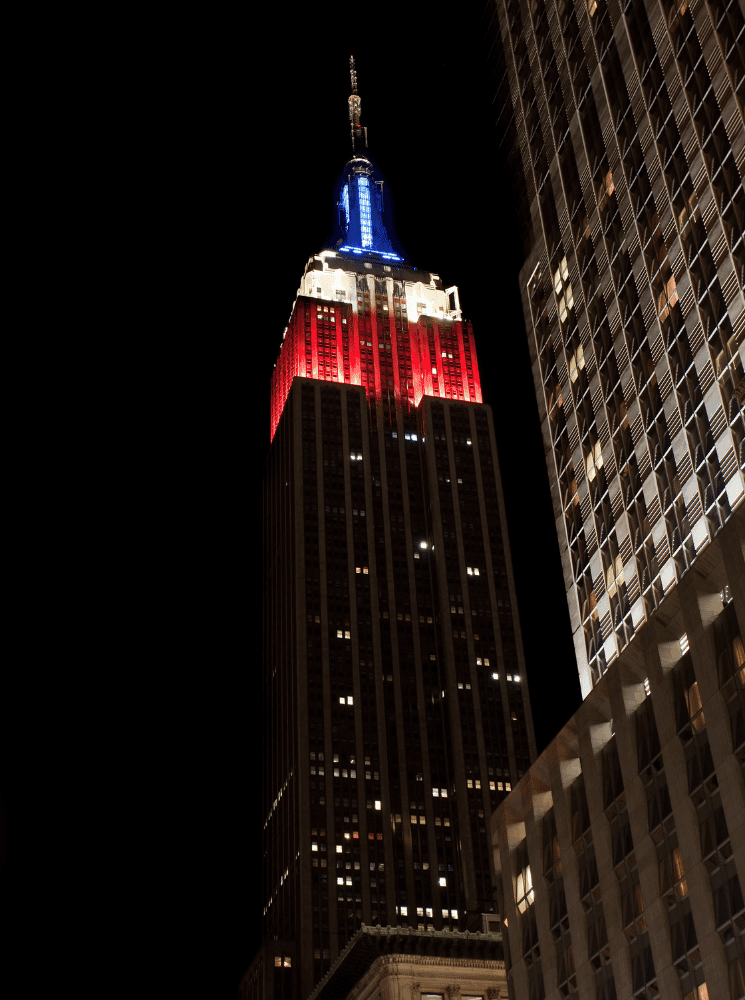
[348,55,367,154]
[336,56,402,262]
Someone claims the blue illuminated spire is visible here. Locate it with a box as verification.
[335,56,404,262]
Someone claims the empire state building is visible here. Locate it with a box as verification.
[260,58,536,998]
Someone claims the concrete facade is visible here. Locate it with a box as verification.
[492,509,745,999]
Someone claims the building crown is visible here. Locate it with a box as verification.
[336,56,403,262]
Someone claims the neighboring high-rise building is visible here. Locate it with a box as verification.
[476,1,745,999]
[481,0,744,697]
[253,57,536,999]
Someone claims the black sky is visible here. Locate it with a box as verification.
[187,6,583,994]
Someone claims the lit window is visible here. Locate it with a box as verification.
[558,285,573,323]
[439,876,446,886]
[336,845,342,853]
[597,169,614,210]
[685,679,705,733]
[660,846,688,898]
[658,274,678,322]
[400,906,407,916]
[374,800,381,810]
[644,677,651,697]
[682,986,709,1000]
[569,344,584,381]
[680,633,690,655]
[516,863,534,913]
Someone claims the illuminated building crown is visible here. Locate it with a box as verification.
[336,56,402,262]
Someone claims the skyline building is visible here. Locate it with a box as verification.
[482,0,743,697]
[477,1,745,998]
[257,57,536,999]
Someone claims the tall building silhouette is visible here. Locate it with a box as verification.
[257,57,536,999]
[478,1,745,998]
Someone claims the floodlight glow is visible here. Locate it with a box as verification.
[337,245,403,260]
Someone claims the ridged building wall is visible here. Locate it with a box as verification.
[481,0,744,696]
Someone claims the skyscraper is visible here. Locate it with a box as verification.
[481,0,744,696]
[259,57,537,998]
[477,1,745,998]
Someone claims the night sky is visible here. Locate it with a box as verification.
[185,6,582,994]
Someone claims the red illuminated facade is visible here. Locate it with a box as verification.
[270,256,482,441]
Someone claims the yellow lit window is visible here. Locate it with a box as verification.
[569,344,584,382]
[516,863,534,913]
[597,170,614,210]
[686,680,705,733]
[658,274,678,322]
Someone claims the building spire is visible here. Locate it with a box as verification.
[348,55,367,154]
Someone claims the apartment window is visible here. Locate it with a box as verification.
[658,274,679,322]
[674,656,706,736]
[606,555,625,598]
[660,845,688,900]
[586,439,604,481]
[554,256,573,324]
[597,169,614,211]
[569,343,584,381]
[516,854,534,913]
